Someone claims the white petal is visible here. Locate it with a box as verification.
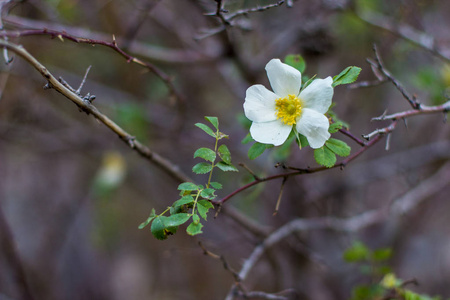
[299,76,333,114]
[250,120,292,146]
[296,108,330,149]
[265,59,302,97]
[244,84,278,122]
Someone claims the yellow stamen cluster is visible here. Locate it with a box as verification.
[275,94,302,126]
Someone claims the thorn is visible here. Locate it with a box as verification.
[57,34,64,42]
[385,133,391,151]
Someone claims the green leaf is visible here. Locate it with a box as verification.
[173,195,195,208]
[192,213,200,225]
[314,146,336,168]
[138,208,156,229]
[192,162,213,174]
[241,133,253,144]
[195,123,216,138]
[194,148,216,162]
[197,200,214,220]
[178,182,199,191]
[343,241,370,262]
[373,248,392,262]
[165,213,191,227]
[209,182,223,189]
[284,54,306,73]
[204,116,219,130]
[218,144,231,164]
[325,138,351,157]
[332,66,362,87]
[328,122,344,133]
[150,216,177,240]
[216,161,238,172]
[186,221,203,235]
[200,188,216,200]
[248,142,272,160]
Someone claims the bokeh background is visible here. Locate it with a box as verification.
[0,0,449,299]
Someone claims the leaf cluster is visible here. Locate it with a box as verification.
[139,117,237,240]
[344,241,443,300]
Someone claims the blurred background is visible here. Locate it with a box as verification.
[0,0,449,299]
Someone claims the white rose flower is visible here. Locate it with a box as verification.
[244,58,334,149]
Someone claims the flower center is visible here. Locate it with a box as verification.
[275,94,302,126]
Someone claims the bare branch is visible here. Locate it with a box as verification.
[371,100,450,121]
[75,65,91,95]
[225,161,450,299]
[0,28,185,110]
[358,11,450,63]
[4,15,208,64]
[0,38,191,183]
[372,45,420,109]
[225,1,285,22]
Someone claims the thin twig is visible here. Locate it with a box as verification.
[358,11,450,63]
[199,241,241,282]
[372,45,420,109]
[225,161,450,299]
[0,39,191,184]
[214,125,391,206]
[75,65,91,95]
[225,1,285,22]
[273,177,287,215]
[0,28,185,110]
[338,128,366,146]
[0,205,36,300]
[371,101,450,121]
[238,163,260,180]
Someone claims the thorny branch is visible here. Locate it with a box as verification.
[0,38,191,184]
[0,28,185,110]
[214,45,449,207]
[371,45,420,109]
[199,0,285,38]
[358,11,450,63]
[213,122,395,206]
[225,161,450,299]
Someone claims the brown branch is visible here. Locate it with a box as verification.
[0,28,185,110]
[225,1,285,22]
[372,45,420,109]
[200,0,285,38]
[225,161,450,299]
[4,15,207,64]
[0,38,191,184]
[338,128,366,146]
[371,100,450,121]
[358,11,450,63]
[0,205,36,300]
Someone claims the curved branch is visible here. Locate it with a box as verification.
[0,38,191,183]
[0,28,185,109]
[225,161,450,299]
[214,124,393,206]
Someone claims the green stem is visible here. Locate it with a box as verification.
[206,131,220,188]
